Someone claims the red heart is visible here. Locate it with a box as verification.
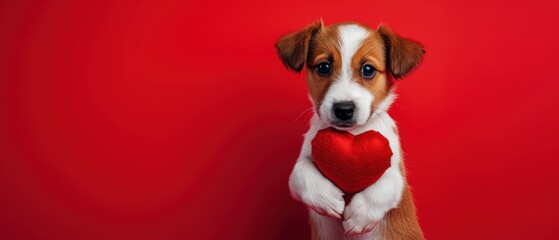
[311,128,393,195]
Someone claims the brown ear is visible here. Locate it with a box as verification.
[275,21,323,73]
[377,25,425,79]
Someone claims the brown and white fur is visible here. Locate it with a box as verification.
[275,21,425,240]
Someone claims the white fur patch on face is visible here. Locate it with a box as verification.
[319,81,373,126]
[319,24,373,128]
[338,24,369,80]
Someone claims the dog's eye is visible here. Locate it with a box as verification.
[316,62,331,76]
[361,64,377,79]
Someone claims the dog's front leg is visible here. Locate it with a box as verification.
[342,167,404,235]
[289,156,346,218]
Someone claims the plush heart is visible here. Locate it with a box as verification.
[311,128,393,195]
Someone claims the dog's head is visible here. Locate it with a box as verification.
[275,21,424,130]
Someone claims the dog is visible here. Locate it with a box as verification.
[275,21,425,240]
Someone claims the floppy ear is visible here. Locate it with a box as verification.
[377,25,425,79]
[275,21,323,73]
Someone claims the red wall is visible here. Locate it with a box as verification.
[1,0,559,239]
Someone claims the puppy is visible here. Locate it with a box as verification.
[275,21,425,240]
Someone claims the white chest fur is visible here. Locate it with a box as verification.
[293,104,403,240]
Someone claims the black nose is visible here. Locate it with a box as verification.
[333,101,355,121]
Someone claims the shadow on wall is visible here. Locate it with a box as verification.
[178,75,314,239]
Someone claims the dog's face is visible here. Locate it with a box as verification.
[276,21,424,130]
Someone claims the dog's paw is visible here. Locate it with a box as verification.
[299,177,345,219]
[342,193,384,236]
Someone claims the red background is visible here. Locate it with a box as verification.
[1,0,559,239]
